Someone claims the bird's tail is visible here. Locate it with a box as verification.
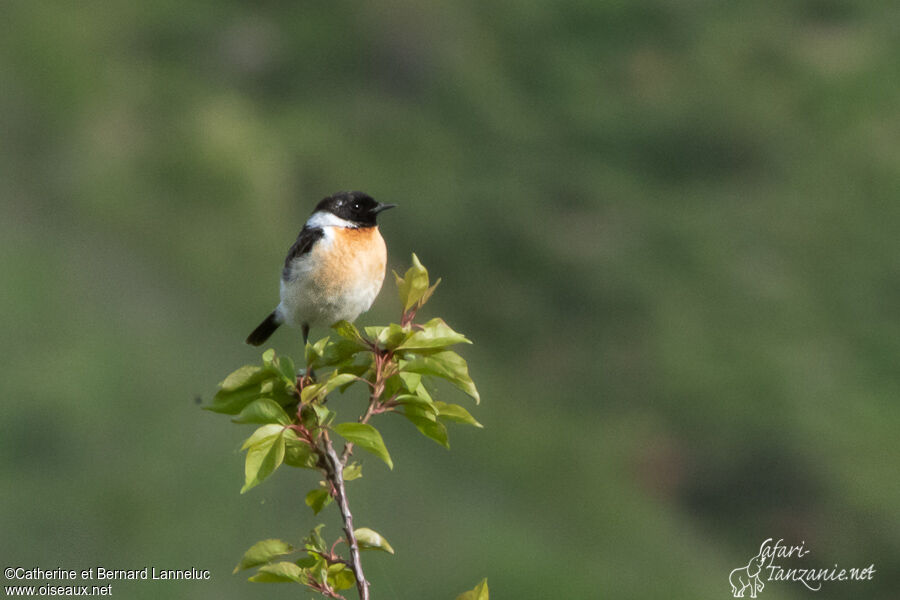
[246,311,281,346]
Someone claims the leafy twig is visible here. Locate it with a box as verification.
[340,347,391,465]
[214,255,483,599]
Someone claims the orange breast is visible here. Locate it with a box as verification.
[317,226,386,295]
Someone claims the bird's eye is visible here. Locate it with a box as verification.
[351,201,362,211]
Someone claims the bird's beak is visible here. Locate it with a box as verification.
[372,203,397,214]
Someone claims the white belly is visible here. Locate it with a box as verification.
[276,225,386,329]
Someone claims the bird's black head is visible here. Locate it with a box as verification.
[314,191,396,227]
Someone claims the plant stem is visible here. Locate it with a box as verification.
[319,346,391,598]
[323,431,369,600]
[340,348,390,465]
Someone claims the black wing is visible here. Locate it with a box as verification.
[282,226,324,280]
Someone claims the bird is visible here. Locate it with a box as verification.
[246,191,395,347]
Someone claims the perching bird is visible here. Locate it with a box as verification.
[246,191,395,346]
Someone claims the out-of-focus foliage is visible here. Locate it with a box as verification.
[1,1,898,598]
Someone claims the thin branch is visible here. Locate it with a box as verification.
[340,348,390,465]
[323,431,369,600]
[312,343,395,599]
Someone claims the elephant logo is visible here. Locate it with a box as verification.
[729,549,767,598]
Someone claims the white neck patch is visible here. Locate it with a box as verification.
[306,211,356,229]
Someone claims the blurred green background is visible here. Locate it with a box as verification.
[2,1,898,598]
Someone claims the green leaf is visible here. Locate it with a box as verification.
[354,527,395,554]
[233,539,294,573]
[323,372,359,395]
[402,411,449,448]
[305,336,330,366]
[333,423,393,469]
[327,563,356,591]
[232,398,292,426]
[308,337,367,370]
[305,487,333,515]
[206,378,278,415]
[435,401,483,428]
[364,323,410,349]
[395,393,438,416]
[379,323,412,349]
[299,382,323,405]
[241,428,286,493]
[219,365,268,392]
[399,350,480,403]
[310,403,335,427]
[404,402,436,421]
[247,572,294,583]
[332,320,367,345]
[240,424,285,451]
[261,348,276,368]
[397,318,471,351]
[420,277,441,306]
[299,404,317,430]
[394,253,430,311]
[295,554,318,569]
[270,386,300,408]
[303,525,327,553]
[363,325,385,340]
[308,557,328,586]
[398,371,421,392]
[284,436,317,469]
[343,462,363,481]
[276,355,297,386]
[300,372,353,410]
[413,380,434,403]
[456,578,489,600]
[249,561,306,584]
